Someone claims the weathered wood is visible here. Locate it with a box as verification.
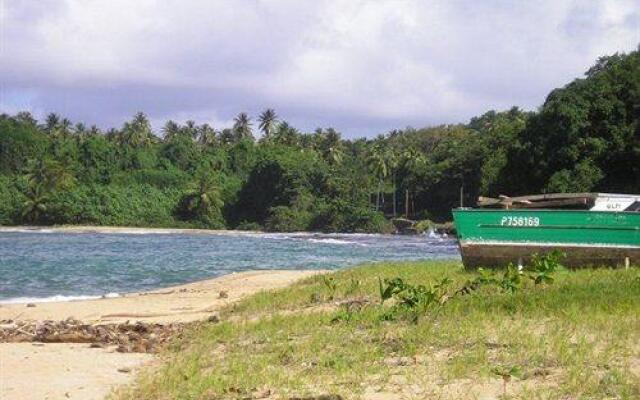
[459,241,640,269]
[511,198,589,209]
[477,193,595,208]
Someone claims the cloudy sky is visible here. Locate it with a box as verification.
[1,0,638,137]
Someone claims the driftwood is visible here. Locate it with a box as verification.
[0,318,184,353]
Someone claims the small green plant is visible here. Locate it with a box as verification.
[345,277,361,295]
[492,365,522,397]
[322,275,337,300]
[378,277,405,304]
[378,277,453,321]
[457,266,523,296]
[499,264,523,293]
[528,251,564,285]
[330,307,354,323]
[457,254,561,297]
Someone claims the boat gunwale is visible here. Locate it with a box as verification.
[453,208,639,215]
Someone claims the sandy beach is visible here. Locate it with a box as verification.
[0,270,322,400]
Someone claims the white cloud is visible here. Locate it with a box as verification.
[1,0,638,135]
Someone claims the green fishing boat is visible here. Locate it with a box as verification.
[452,193,640,268]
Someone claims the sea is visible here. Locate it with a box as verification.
[0,229,459,303]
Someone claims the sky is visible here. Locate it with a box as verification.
[1,0,638,137]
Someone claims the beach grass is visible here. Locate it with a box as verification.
[114,261,640,399]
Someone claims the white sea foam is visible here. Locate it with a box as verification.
[0,292,120,304]
[307,238,368,246]
[0,227,56,233]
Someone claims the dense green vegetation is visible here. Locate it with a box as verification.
[1,48,638,231]
[115,261,640,399]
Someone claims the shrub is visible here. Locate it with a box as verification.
[235,221,263,231]
[46,184,184,227]
[414,219,434,233]
[0,176,24,224]
[309,200,393,233]
[265,206,312,232]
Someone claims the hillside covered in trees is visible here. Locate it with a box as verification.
[1,48,638,232]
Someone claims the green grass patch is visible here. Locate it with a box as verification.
[114,261,640,399]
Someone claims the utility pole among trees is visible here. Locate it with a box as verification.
[405,189,409,218]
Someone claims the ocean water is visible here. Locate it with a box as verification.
[0,230,459,303]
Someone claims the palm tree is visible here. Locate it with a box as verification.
[273,121,299,146]
[327,145,344,165]
[162,120,180,142]
[88,125,101,136]
[105,128,123,145]
[25,158,75,192]
[401,147,426,171]
[386,150,399,216]
[183,120,198,140]
[21,184,49,224]
[59,118,72,138]
[15,111,38,127]
[74,123,87,143]
[123,112,153,147]
[44,113,60,135]
[233,112,253,142]
[74,123,86,136]
[318,128,344,165]
[22,158,74,224]
[188,173,224,221]
[258,108,278,139]
[219,128,235,145]
[367,145,389,211]
[198,124,218,146]
[400,148,426,217]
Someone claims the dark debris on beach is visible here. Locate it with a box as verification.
[0,318,184,353]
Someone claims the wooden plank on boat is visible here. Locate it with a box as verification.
[511,198,589,209]
[477,193,596,208]
[507,193,597,202]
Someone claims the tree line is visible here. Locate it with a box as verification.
[0,47,638,232]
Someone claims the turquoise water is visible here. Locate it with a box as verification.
[0,230,459,302]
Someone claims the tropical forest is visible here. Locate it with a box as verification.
[1,48,638,232]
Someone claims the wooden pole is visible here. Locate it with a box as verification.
[392,174,396,217]
[411,197,415,219]
[405,189,409,218]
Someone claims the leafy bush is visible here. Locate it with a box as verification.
[528,250,564,285]
[235,221,263,231]
[0,176,24,224]
[414,219,434,233]
[378,276,452,321]
[311,201,393,233]
[112,168,190,189]
[377,255,562,321]
[46,184,184,227]
[264,192,315,232]
[265,205,312,232]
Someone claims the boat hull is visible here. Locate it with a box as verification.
[453,209,640,268]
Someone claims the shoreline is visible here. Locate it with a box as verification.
[0,269,324,400]
[0,269,325,323]
[0,224,263,236]
[0,225,455,305]
[0,223,452,236]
